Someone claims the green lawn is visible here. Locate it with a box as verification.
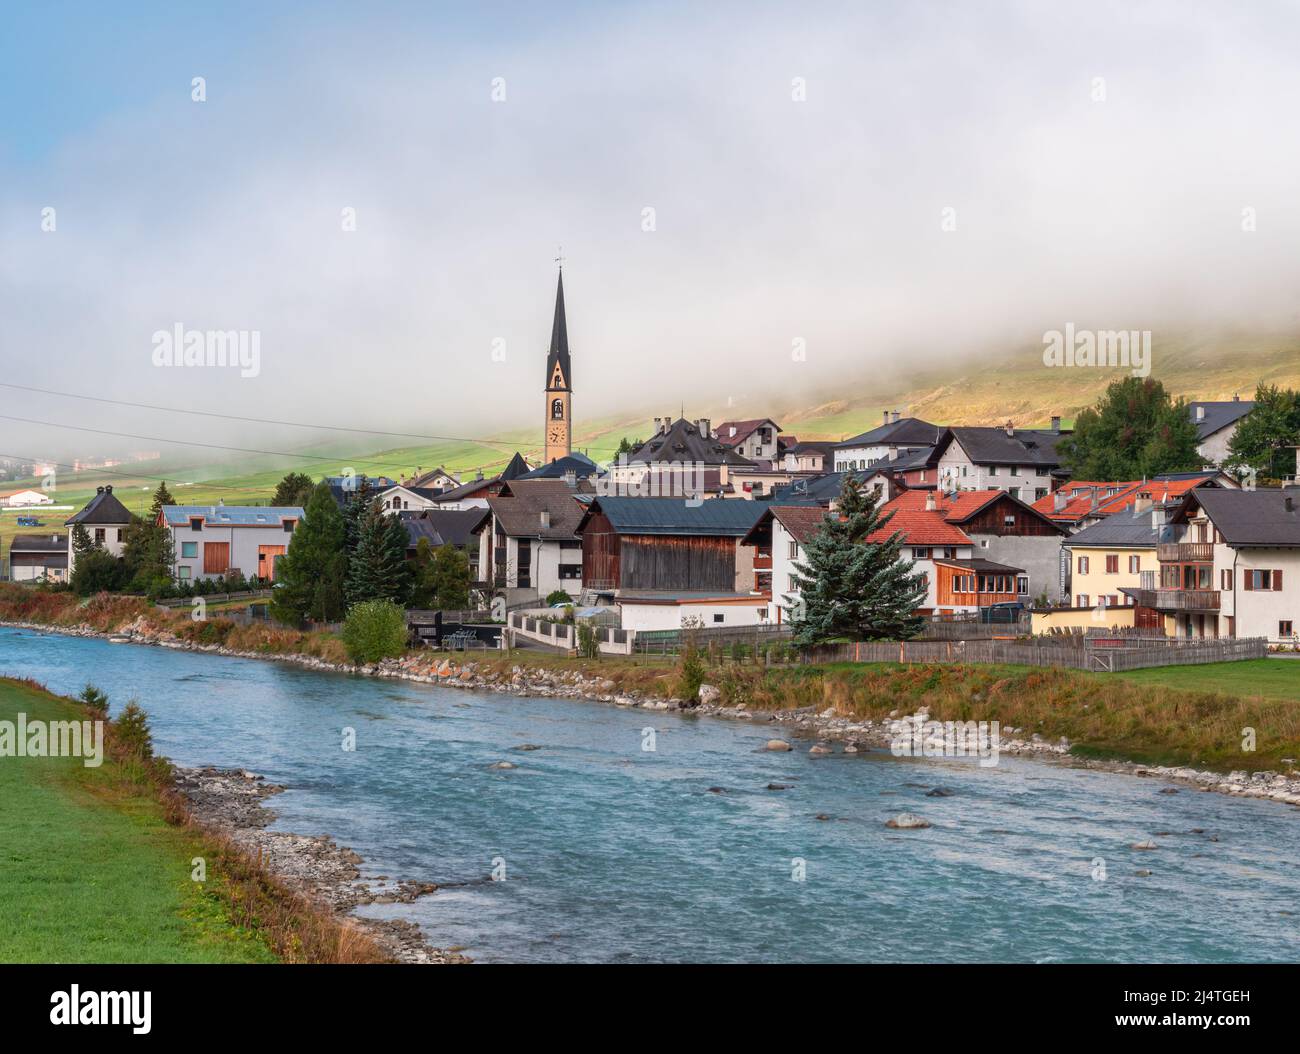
[1111,659,1300,703]
[0,679,275,963]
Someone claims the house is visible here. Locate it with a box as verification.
[324,475,398,508]
[476,478,591,604]
[771,470,872,505]
[8,533,68,582]
[516,452,600,482]
[1138,487,1300,642]
[577,496,768,597]
[425,452,532,510]
[65,485,134,573]
[779,441,836,474]
[158,504,304,583]
[401,507,491,581]
[833,413,944,471]
[741,505,831,622]
[402,466,460,491]
[1065,501,1174,629]
[933,421,1069,503]
[609,418,757,499]
[3,489,54,507]
[1189,397,1254,464]
[375,484,449,512]
[715,418,782,462]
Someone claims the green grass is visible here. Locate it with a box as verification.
[0,679,276,963]
[1111,659,1300,703]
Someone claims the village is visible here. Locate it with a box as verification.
[5,271,1299,674]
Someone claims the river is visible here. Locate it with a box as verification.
[3,625,1297,963]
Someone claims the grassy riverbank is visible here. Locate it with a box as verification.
[0,676,386,963]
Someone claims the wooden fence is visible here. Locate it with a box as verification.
[804,636,1267,672]
[632,623,793,655]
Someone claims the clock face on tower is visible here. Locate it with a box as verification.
[548,423,567,446]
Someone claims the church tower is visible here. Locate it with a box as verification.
[543,267,572,464]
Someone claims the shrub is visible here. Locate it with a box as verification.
[545,589,574,607]
[577,622,599,659]
[78,683,109,713]
[341,599,408,664]
[675,642,706,702]
[113,700,154,759]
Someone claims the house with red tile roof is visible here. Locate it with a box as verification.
[1030,471,1236,532]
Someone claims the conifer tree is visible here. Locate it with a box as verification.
[788,476,927,646]
[271,481,348,625]
[344,499,411,608]
[431,543,470,609]
[149,481,175,518]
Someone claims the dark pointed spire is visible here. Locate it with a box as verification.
[546,268,570,389]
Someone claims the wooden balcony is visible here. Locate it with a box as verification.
[752,548,773,571]
[1158,542,1214,562]
[1135,588,1220,611]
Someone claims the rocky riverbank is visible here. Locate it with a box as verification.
[172,765,466,964]
[7,616,1300,812]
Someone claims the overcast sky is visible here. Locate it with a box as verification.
[3,0,1299,466]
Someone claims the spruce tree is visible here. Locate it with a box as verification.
[271,481,348,625]
[149,481,175,518]
[344,500,411,608]
[788,476,927,646]
[71,522,94,554]
[272,471,316,507]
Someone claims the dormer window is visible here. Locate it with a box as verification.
[190,518,203,531]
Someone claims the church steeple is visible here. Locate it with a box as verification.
[546,269,570,390]
[543,264,573,464]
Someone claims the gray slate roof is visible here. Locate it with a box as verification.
[941,426,1067,468]
[834,418,943,449]
[1189,400,1255,440]
[65,486,134,526]
[519,452,599,480]
[401,507,490,549]
[628,419,758,468]
[1184,488,1300,546]
[9,533,68,553]
[582,496,768,536]
[770,470,871,505]
[1067,505,1176,548]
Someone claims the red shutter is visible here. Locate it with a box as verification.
[1274,570,1283,591]
[1243,570,1253,591]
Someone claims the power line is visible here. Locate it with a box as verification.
[0,413,527,476]
[0,381,524,449]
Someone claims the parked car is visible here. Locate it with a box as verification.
[15,516,43,527]
[979,602,1026,624]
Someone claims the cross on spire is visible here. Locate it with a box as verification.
[554,245,565,270]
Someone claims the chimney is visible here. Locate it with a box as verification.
[664,414,673,434]
[1233,393,1240,402]
[96,486,104,495]
[892,410,901,424]
[882,410,890,426]
[1004,420,1014,437]
[1050,415,1061,433]
[1088,488,1099,512]
[699,418,711,438]
[539,509,551,528]
[1133,495,1152,515]
[475,467,484,481]
[653,417,662,436]
[1053,490,1068,513]
[1286,494,1295,513]
[104,485,112,494]
[1195,405,1205,421]
[925,491,936,512]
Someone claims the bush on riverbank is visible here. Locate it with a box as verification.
[341,599,408,664]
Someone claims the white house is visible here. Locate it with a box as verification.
[376,484,446,512]
[714,418,782,462]
[934,423,1066,504]
[616,593,771,632]
[1155,488,1300,643]
[833,413,943,471]
[741,505,829,623]
[1189,398,1255,465]
[8,534,68,582]
[3,489,54,507]
[65,486,134,573]
[476,479,589,605]
[159,504,303,583]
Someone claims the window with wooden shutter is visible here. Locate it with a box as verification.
[1105,555,1118,574]
[203,541,230,574]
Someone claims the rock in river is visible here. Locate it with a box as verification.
[765,740,793,752]
[886,813,931,830]
[925,787,955,797]
[488,761,517,770]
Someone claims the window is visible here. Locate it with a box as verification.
[94,528,105,545]
[559,564,581,580]
[1245,569,1282,591]
[1221,568,1232,590]
[988,466,998,476]
[1077,594,1089,608]
[284,519,295,531]
[1105,555,1119,574]
[712,613,724,623]
[178,566,191,580]
[1282,621,1295,638]
[116,528,124,542]
[1004,514,1016,527]
[787,574,797,592]
[942,546,956,559]
[1035,488,1047,501]
[1010,466,1020,477]
[1077,555,1089,574]
[1017,576,1029,595]
[181,541,197,559]
[1129,555,1140,573]
[788,540,798,559]
[912,547,931,560]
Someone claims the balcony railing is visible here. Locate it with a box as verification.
[1158,542,1214,562]
[1134,588,1220,611]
